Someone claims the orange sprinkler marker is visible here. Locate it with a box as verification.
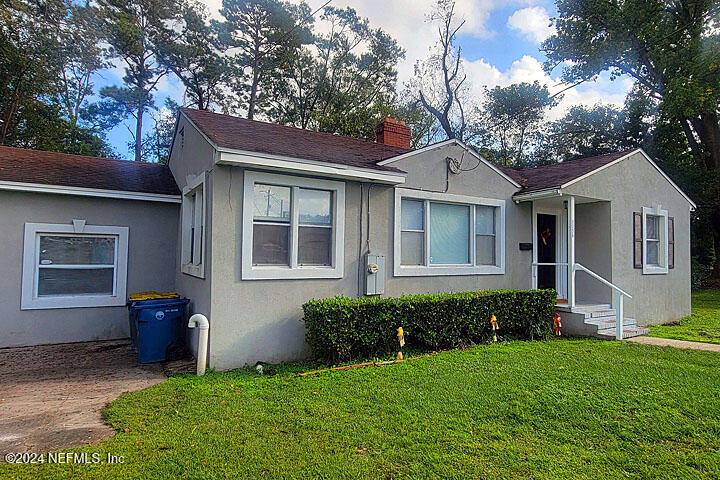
[490,315,498,342]
[553,313,562,336]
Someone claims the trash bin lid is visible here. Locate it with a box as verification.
[129,291,180,302]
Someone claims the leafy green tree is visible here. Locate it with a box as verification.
[54,3,108,131]
[0,0,111,156]
[269,6,404,140]
[535,104,639,163]
[480,81,558,166]
[139,98,178,164]
[97,0,182,161]
[0,0,64,144]
[543,0,720,276]
[216,0,313,119]
[155,1,227,110]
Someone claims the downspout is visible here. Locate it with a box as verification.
[188,313,209,376]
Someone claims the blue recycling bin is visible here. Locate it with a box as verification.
[128,298,189,363]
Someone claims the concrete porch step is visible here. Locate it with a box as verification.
[585,317,637,330]
[557,303,611,314]
[595,323,650,339]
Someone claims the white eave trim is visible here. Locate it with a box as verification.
[217,148,406,185]
[377,138,521,189]
[0,180,182,203]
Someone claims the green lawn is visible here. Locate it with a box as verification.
[648,289,720,344]
[3,339,720,479]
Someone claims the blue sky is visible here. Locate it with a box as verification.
[100,0,633,159]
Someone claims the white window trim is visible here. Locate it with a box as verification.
[242,171,345,280]
[21,222,129,310]
[393,188,506,276]
[642,205,669,275]
[181,172,206,278]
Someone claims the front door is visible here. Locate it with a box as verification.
[534,207,568,301]
[537,214,556,290]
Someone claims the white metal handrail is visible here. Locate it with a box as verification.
[573,263,632,340]
[573,264,632,299]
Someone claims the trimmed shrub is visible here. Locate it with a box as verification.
[303,289,557,361]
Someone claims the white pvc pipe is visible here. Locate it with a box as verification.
[188,313,209,376]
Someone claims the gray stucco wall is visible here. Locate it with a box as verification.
[564,151,693,324]
[206,143,532,370]
[575,201,612,305]
[0,191,178,348]
[168,114,217,356]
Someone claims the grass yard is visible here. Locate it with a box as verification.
[2,339,720,479]
[648,289,720,344]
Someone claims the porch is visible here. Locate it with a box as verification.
[518,193,647,339]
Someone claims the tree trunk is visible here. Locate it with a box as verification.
[248,68,259,120]
[135,105,144,162]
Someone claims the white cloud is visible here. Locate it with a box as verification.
[465,55,631,121]
[507,6,554,44]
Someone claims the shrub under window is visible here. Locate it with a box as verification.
[303,289,557,361]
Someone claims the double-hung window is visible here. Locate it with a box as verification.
[181,172,206,278]
[642,206,669,274]
[394,188,505,276]
[242,171,345,279]
[21,222,129,309]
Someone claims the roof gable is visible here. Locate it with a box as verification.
[0,146,180,196]
[508,148,695,209]
[504,150,632,194]
[180,108,407,174]
[377,138,521,188]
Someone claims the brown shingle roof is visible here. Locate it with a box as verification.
[181,108,408,173]
[0,146,180,196]
[503,150,634,194]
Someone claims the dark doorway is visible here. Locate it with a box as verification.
[537,214,556,291]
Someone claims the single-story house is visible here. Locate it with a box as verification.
[0,109,695,370]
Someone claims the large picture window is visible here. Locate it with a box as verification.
[242,172,345,280]
[22,222,129,309]
[394,189,505,276]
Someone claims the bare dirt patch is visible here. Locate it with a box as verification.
[0,340,168,454]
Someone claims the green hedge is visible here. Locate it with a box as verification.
[303,289,557,361]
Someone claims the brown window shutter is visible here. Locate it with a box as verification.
[633,212,643,269]
[668,217,675,269]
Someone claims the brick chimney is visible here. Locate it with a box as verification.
[376,117,411,149]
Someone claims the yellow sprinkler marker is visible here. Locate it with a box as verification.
[490,315,499,342]
[397,327,405,360]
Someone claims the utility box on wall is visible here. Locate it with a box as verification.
[365,254,385,295]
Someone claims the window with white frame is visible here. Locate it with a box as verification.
[181,172,206,278]
[21,222,128,309]
[642,206,669,274]
[394,188,505,276]
[242,171,345,280]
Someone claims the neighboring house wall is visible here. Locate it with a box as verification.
[206,143,531,370]
[575,201,612,305]
[168,114,216,357]
[563,151,692,324]
[0,190,178,348]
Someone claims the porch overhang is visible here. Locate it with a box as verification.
[513,188,562,203]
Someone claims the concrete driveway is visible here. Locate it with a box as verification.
[0,340,169,454]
